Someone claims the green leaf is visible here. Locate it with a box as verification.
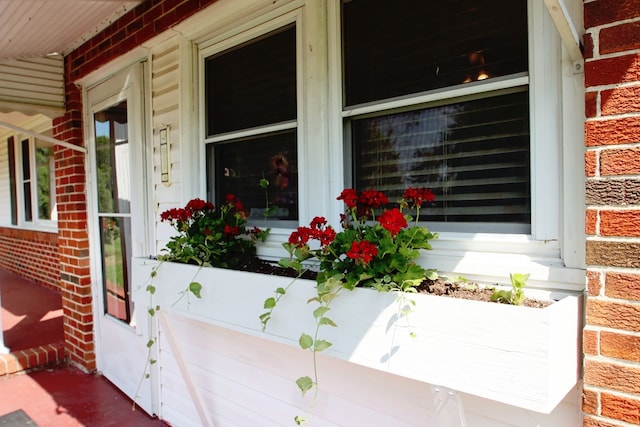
[299,333,313,350]
[146,339,154,348]
[313,306,330,319]
[189,282,202,298]
[146,285,156,295]
[318,317,337,327]
[263,297,276,309]
[294,415,307,425]
[259,178,270,189]
[148,308,155,316]
[296,376,314,395]
[150,270,157,278]
[150,359,157,365]
[314,339,332,352]
[276,287,286,295]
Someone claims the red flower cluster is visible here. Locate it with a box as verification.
[224,225,241,236]
[288,216,336,248]
[402,187,435,208]
[160,207,190,223]
[225,194,246,217]
[337,188,389,218]
[186,198,215,213]
[345,240,378,265]
[378,208,408,237]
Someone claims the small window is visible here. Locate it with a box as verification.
[205,25,298,221]
[342,0,529,233]
[4,136,57,227]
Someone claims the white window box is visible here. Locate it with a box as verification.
[131,257,582,414]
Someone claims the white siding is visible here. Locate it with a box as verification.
[0,139,10,224]
[150,39,183,254]
[0,56,64,116]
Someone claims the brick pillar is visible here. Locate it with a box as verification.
[53,77,96,372]
[583,1,640,425]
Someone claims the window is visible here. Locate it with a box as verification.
[4,135,56,227]
[205,25,298,223]
[342,0,530,233]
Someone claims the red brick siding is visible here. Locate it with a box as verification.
[0,227,59,290]
[66,0,218,82]
[584,1,640,426]
[53,79,94,372]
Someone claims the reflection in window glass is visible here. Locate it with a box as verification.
[36,144,55,220]
[94,101,130,214]
[209,130,298,220]
[353,91,530,231]
[99,216,130,321]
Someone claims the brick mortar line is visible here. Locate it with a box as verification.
[584,384,640,403]
[585,16,640,33]
[585,324,640,338]
[586,112,640,121]
[584,47,640,62]
[587,266,640,274]
[587,294,640,305]
[585,354,640,369]
[586,236,640,242]
[584,414,640,427]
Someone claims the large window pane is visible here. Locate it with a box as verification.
[353,90,530,230]
[342,0,528,106]
[209,130,298,220]
[205,26,297,135]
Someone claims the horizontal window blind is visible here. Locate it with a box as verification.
[353,90,530,225]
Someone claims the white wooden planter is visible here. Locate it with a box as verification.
[131,258,582,415]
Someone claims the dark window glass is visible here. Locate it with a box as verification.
[7,137,17,225]
[353,91,530,227]
[21,139,32,221]
[342,0,528,106]
[209,130,298,220]
[205,26,297,135]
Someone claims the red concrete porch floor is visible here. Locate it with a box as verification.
[0,269,168,426]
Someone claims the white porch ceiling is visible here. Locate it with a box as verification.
[0,0,143,60]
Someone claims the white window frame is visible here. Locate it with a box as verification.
[324,0,585,293]
[181,0,584,292]
[4,133,57,230]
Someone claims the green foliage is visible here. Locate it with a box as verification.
[491,273,530,305]
[159,196,269,269]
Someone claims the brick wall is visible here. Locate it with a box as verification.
[583,0,640,425]
[0,227,59,290]
[53,79,95,372]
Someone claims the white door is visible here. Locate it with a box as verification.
[86,63,155,415]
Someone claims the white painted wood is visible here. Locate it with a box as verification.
[131,258,582,417]
[0,139,10,224]
[85,64,155,415]
[159,311,215,427]
[544,0,583,64]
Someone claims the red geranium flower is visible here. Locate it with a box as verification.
[358,190,388,209]
[346,240,378,265]
[337,189,358,208]
[402,187,435,208]
[378,208,407,237]
[223,225,241,236]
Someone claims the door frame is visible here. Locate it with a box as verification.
[83,60,157,415]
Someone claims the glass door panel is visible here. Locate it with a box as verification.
[94,101,132,323]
